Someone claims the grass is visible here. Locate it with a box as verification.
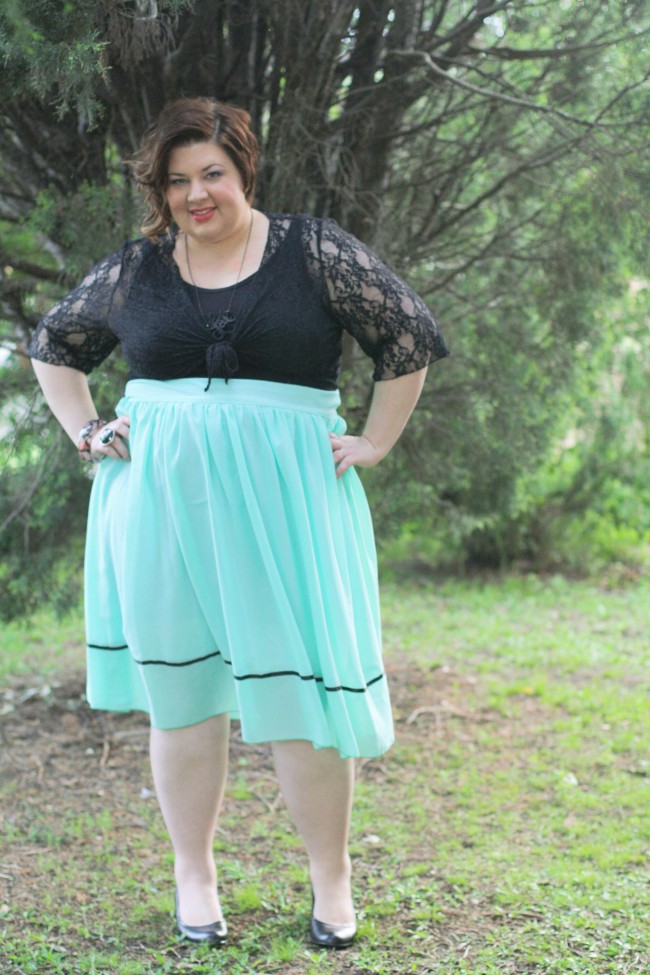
[1,574,650,973]
[0,608,84,682]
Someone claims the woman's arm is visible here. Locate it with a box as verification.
[32,361,130,461]
[310,219,446,479]
[329,366,427,478]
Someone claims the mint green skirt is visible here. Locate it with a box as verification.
[84,378,394,758]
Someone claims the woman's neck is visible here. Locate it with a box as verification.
[175,210,270,289]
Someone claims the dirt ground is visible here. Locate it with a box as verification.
[5,646,630,975]
[0,658,484,951]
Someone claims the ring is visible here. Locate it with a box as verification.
[99,427,116,446]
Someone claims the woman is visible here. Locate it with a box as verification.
[29,98,448,949]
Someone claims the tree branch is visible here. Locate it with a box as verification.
[0,255,68,284]
[468,30,650,60]
[391,48,606,128]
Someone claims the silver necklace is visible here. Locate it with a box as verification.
[184,210,254,339]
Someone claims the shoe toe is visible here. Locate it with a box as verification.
[175,889,227,946]
[176,917,228,945]
[310,914,356,949]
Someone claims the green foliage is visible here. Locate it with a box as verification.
[0,0,107,119]
[370,139,650,570]
[0,356,127,620]
[0,386,88,619]
[27,180,138,278]
[515,280,650,573]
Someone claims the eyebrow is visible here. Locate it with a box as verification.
[168,163,225,176]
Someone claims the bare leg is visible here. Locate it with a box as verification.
[150,713,230,926]
[271,740,355,924]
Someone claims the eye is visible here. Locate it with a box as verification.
[168,177,186,186]
[206,170,223,179]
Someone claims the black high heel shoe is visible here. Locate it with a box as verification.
[175,889,228,946]
[309,889,357,949]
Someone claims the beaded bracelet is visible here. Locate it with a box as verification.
[76,418,107,464]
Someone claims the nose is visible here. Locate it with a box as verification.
[187,179,209,203]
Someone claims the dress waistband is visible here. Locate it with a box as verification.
[122,378,341,416]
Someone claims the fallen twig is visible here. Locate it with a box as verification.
[99,736,111,771]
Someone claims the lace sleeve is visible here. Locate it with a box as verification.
[28,249,124,373]
[307,218,448,380]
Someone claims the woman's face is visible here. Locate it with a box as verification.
[165,140,249,245]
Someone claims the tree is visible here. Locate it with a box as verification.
[1,0,649,614]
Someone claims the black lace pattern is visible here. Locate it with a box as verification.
[28,250,123,373]
[304,218,446,380]
[28,214,447,382]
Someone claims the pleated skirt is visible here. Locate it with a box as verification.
[84,378,394,759]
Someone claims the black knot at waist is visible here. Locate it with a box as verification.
[205,341,239,390]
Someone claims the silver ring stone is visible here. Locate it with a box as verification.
[99,427,116,446]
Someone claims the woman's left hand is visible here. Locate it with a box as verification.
[91,416,131,462]
[329,433,383,479]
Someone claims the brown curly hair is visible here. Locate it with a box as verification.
[131,98,259,240]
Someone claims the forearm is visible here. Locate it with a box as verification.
[31,360,98,444]
[362,367,428,460]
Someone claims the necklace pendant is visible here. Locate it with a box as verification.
[205,311,236,339]
[213,311,236,329]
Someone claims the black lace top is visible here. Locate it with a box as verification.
[28,213,448,389]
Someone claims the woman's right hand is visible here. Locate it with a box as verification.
[91,416,131,462]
